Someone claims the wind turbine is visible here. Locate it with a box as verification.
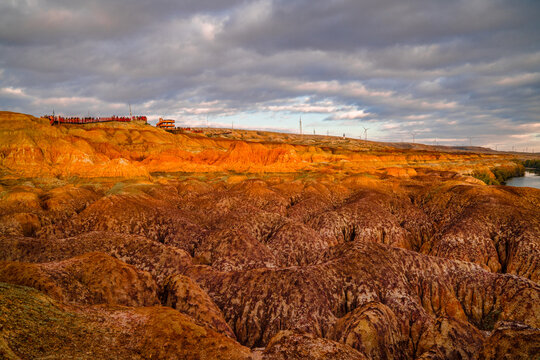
[410,131,417,143]
[299,117,303,135]
[362,126,369,141]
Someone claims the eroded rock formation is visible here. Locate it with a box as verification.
[0,282,252,360]
[161,274,235,338]
[262,330,367,360]
[0,112,538,359]
[0,252,159,306]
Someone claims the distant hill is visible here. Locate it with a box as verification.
[0,111,522,178]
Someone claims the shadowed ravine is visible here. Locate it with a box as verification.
[0,112,539,359]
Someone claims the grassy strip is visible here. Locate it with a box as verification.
[472,164,525,185]
[522,159,540,170]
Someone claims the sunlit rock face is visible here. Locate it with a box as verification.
[0,231,193,289]
[0,112,538,359]
[0,252,159,306]
[262,330,368,360]
[0,283,253,360]
[0,111,519,178]
[160,274,236,338]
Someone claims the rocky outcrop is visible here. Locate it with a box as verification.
[1,172,538,359]
[329,302,406,360]
[0,231,192,287]
[0,111,517,177]
[161,274,235,338]
[479,321,540,360]
[45,192,205,255]
[0,111,538,359]
[185,264,341,348]
[262,330,367,360]
[415,182,540,282]
[307,189,412,249]
[186,240,539,358]
[0,282,252,360]
[415,317,485,360]
[134,306,252,360]
[265,222,327,266]
[0,252,159,306]
[194,228,278,271]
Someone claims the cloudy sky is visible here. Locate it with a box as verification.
[1,0,539,150]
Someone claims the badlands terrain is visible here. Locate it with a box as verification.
[0,111,539,359]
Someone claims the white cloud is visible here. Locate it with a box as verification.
[0,0,538,148]
[332,110,372,120]
[496,72,540,87]
[0,87,27,98]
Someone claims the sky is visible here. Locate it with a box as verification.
[1,0,539,150]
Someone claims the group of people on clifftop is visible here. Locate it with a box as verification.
[46,115,147,126]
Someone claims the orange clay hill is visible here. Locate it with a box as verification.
[0,110,539,360]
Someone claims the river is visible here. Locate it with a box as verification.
[505,170,540,189]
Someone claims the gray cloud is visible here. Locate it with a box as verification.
[0,0,539,148]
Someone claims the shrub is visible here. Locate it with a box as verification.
[472,164,524,185]
[523,159,540,170]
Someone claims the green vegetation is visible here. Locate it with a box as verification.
[106,182,127,195]
[472,164,525,185]
[472,170,496,185]
[475,309,502,331]
[522,159,540,170]
[491,165,524,184]
[0,282,104,359]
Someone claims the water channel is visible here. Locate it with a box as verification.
[505,170,540,189]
